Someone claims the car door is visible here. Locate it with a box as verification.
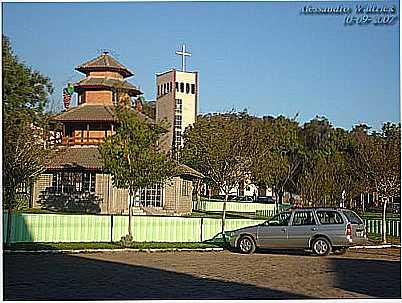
[287,210,318,248]
[257,212,292,248]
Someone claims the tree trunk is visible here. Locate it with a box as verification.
[221,191,228,245]
[382,198,387,244]
[127,190,133,241]
[6,206,13,247]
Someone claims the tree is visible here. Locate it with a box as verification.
[181,112,252,238]
[353,122,401,243]
[99,106,176,241]
[3,35,54,246]
[250,116,304,208]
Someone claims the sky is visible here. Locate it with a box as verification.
[2,1,400,131]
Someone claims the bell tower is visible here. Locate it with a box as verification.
[156,45,198,153]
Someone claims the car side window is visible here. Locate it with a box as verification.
[267,212,292,226]
[316,211,344,224]
[292,211,316,226]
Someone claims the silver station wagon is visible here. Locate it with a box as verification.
[226,208,367,256]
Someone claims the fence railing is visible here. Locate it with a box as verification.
[193,200,290,214]
[365,219,400,237]
[3,213,400,244]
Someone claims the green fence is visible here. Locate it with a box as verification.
[365,219,400,237]
[3,213,265,244]
[3,213,400,244]
[194,200,289,213]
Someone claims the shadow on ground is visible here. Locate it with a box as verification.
[330,257,401,298]
[4,252,311,300]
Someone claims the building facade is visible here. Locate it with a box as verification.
[156,69,198,153]
[32,52,202,215]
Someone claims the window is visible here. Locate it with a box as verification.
[157,85,160,96]
[316,211,344,225]
[164,83,167,94]
[180,82,184,93]
[191,84,195,94]
[52,172,96,193]
[140,184,162,207]
[267,212,292,226]
[169,82,172,92]
[175,99,182,114]
[341,210,363,224]
[176,82,179,92]
[174,115,182,129]
[186,83,190,94]
[112,90,117,104]
[181,180,191,197]
[292,211,316,226]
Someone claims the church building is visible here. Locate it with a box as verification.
[31,51,202,215]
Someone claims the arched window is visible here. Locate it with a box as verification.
[163,83,166,94]
[186,83,190,94]
[176,82,179,92]
[157,85,160,96]
[180,82,184,93]
[170,82,172,92]
[191,84,195,94]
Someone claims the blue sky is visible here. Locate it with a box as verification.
[2,1,400,130]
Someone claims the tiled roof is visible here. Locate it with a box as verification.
[54,105,117,122]
[47,147,104,170]
[76,53,134,78]
[47,147,204,179]
[54,105,155,123]
[74,77,142,96]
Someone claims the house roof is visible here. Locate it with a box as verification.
[176,163,204,179]
[47,146,103,170]
[47,147,204,179]
[74,77,142,96]
[76,52,134,78]
[54,105,117,122]
[54,105,154,123]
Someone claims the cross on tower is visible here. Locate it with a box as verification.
[175,44,192,72]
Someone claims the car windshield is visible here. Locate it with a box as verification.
[267,212,292,226]
[342,210,363,224]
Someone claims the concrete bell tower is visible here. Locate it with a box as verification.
[156,44,198,153]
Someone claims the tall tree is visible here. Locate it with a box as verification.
[3,35,54,245]
[353,122,401,243]
[99,106,176,242]
[250,115,304,208]
[181,112,252,238]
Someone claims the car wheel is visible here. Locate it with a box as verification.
[238,235,256,254]
[312,237,331,256]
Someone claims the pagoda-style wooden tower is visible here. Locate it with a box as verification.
[31,52,202,215]
[56,52,143,145]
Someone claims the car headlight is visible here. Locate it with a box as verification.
[225,231,235,237]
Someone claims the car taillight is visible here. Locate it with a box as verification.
[346,223,352,236]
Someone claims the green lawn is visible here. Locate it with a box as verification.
[367,234,401,245]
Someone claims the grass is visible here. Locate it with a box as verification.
[361,212,400,221]
[367,234,401,245]
[5,241,221,251]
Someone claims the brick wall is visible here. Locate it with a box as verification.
[85,90,113,105]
